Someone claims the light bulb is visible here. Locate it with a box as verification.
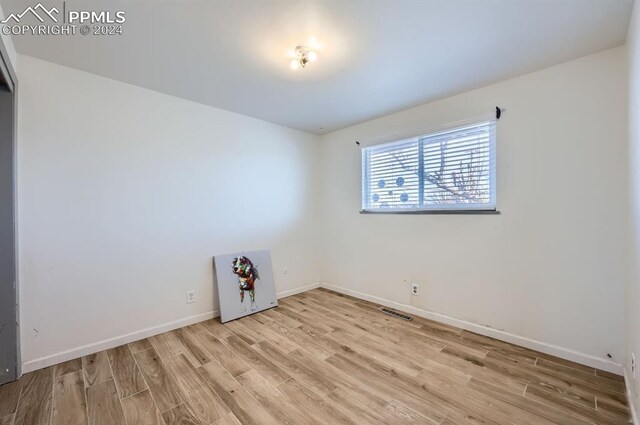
[308,50,318,62]
[290,59,300,70]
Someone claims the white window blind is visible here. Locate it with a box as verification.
[361,121,496,212]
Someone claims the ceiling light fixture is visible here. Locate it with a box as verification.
[290,45,317,70]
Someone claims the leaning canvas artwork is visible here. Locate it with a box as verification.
[213,250,278,322]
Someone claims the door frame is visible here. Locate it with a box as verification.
[0,33,18,384]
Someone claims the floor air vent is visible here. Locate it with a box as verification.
[380,307,414,321]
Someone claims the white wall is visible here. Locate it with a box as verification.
[320,47,628,370]
[627,0,640,418]
[17,55,323,370]
[17,45,630,374]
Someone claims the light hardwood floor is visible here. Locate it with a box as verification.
[0,288,631,425]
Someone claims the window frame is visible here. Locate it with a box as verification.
[360,121,498,214]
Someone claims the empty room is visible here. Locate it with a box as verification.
[0,0,639,424]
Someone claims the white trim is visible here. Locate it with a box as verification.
[277,282,320,299]
[21,280,623,376]
[22,282,321,373]
[320,282,624,375]
[22,310,217,373]
[625,370,639,425]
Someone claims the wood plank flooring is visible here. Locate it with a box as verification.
[0,289,631,425]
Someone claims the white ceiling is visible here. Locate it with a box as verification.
[2,0,634,134]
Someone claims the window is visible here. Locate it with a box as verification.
[361,121,496,212]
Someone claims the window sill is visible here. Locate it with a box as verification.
[359,209,501,215]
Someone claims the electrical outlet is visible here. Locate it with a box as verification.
[186,290,195,304]
[411,283,419,296]
[632,353,636,379]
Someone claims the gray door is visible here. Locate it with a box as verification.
[0,75,17,385]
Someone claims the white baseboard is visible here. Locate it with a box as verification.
[320,282,624,375]
[21,280,623,377]
[21,282,322,373]
[277,282,320,299]
[625,370,639,425]
[22,310,218,373]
